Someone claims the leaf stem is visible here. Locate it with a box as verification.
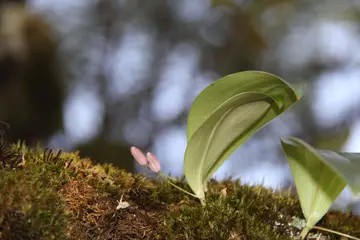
[300,227,311,239]
[312,226,360,240]
[158,173,199,199]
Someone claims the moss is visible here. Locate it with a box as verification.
[0,143,71,239]
[0,141,359,239]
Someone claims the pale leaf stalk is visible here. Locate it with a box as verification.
[301,226,360,240]
[131,146,205,205]
[158,172,206,205]
[300,227,311,239]
[313,226,360,240]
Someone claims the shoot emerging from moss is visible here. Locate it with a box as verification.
[130,146,199,200]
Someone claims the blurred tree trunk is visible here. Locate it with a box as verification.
[0,1,64,146]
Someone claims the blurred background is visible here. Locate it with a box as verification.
[1,0,360,212]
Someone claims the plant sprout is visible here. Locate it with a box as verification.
[129,70,360,239]
[130,146,198,200]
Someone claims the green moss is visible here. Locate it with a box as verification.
[0,143,72,239]
[0,141,359,239]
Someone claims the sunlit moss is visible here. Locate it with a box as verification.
[0,142,359,239]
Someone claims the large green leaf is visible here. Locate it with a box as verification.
[184,71,304,201]
[281,137,360,237]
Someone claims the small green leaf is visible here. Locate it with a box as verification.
[316,151,360,194]
[184,71,304,201]
[281,137,360,236]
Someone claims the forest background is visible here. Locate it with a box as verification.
[2,0,360,213]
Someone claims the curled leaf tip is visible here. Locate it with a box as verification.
[294,83,307,100]
[280,137,292,144]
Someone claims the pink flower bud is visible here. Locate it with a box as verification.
[130,146,148,166]
[146,152,161,173]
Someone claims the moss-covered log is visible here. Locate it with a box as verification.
[0,142,359,239]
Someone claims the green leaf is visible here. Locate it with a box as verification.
[317,151,360,194]
[281,137,360,236]
[184,71,304,200]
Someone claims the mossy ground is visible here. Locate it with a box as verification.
[0,141,359,239]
